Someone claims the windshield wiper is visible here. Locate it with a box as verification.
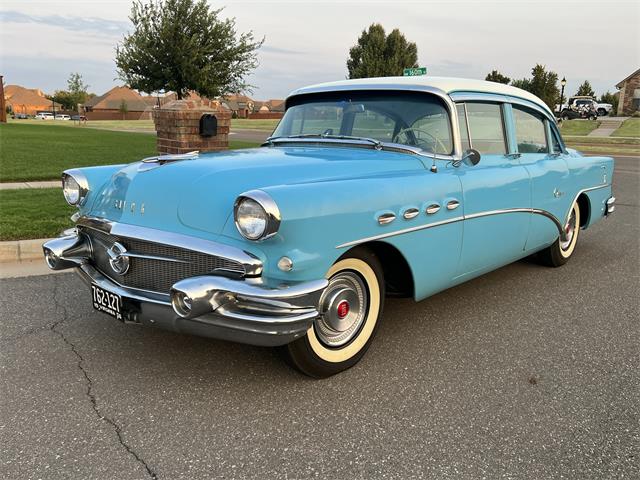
[265,133,382,150]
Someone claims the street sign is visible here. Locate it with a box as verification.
[403,67,427,76]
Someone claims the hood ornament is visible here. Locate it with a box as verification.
[141,151,199,164]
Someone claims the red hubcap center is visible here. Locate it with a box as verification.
[336,300,350,319]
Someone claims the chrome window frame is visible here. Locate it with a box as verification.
[511,103,550,154]
[455,100,509,156]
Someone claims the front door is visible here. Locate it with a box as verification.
[454,102,531,278]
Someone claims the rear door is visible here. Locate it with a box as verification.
[454,101,531,278]
[512,106,571,251]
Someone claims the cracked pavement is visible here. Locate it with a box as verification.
[1,156,638,479]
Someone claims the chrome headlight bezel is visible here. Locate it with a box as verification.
[62,169,90,206]
[233,190,281,241]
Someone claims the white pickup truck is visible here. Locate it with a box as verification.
[556,96,612,116]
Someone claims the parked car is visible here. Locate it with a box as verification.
[11,113,29,119]
[43,77,615,377]
[596,102,613,116]
[71,115,87,121]
[557,97,599,121]
[35,112,54,120]
[55,114,71,120]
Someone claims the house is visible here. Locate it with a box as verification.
[616,68,640,116]
[222,94,255,118]
[4,84,63,116]
[82,86,156,120]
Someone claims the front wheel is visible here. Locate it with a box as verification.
[284,247,385,378]
[537,202,581,267]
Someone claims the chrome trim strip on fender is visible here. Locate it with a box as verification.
[76,216,263,276]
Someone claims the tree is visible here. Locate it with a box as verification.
[67,72,90,110]
[511,78,532,91]
[115,0,263,99]
[119,99,129,120]
[510,64,559,109]
[347,24,418,79]
[485,70,511,84]
[576,80,595,97]
[599,91,619,113]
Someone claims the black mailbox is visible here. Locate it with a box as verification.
[199,114,217,137]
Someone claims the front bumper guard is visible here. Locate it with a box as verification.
[43,232,327,346]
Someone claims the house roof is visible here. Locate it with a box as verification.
[616,68,640,89]
[4,84,62,109]
[84,86,150,111]
[288,76,554,116]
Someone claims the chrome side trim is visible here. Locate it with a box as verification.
[425,204,441,215]
[446,200,460,210]
[337,215,464,249]
[403,208,420,220]
[377,213,396,225]
[336,184,613,249]
[76,216,263,276]
[565,184,611,224]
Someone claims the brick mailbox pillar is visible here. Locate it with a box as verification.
[152,99,230,154]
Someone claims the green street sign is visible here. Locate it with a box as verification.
[403,67,427,76]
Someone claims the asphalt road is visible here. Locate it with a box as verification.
[1,156,638,479]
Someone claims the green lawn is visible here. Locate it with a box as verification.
[0,123,260,182]
[559,119,600,136]
[8,117,279,132]
[612,118,640,138]
[0,188,75,240]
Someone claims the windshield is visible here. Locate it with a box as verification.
[272,91,453,155]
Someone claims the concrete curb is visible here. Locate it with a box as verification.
[0,238,52,263]
[0,181,60,190]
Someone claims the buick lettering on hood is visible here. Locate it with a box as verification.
[43,77,615,378]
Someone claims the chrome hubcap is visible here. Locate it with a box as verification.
[315,271,367,347]
[561,209,577,250]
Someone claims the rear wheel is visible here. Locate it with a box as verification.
[537,202,581,267]
[284,247,384,378]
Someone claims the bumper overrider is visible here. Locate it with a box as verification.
[42,222,328,347]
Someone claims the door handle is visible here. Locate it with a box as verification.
[446,200,460,210]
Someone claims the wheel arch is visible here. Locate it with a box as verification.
[341,241,415,298]
[577,193,591,228]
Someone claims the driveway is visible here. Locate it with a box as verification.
[1,156,638,479]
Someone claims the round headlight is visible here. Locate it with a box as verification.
[234,190,281,241]
[63,175,81,205]
[62,170,89,206]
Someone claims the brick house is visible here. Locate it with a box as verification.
[82,86,159,120]
[4,84,63,115]
[616,68,640,116]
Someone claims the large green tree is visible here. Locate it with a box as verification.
[485,70,511,84]
[576,80,595,97]
[347,24,418,79]
[116,0,263,99]
[599,91,619,112]
[50,73,91,110]
[510,64,559,109]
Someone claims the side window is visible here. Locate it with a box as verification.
[456,104,471,151]
[550,123,564,154]
[351,111,396,142]
[513,106,548,153]
[464,103,507,154]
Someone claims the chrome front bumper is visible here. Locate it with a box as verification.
[43,232,327,347]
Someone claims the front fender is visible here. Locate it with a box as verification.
[221,170,462,286]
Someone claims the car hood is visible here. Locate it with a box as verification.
[87,146,424,237]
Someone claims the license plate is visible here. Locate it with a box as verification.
[91,283,123,321]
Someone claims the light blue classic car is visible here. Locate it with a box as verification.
[43,77,615,377]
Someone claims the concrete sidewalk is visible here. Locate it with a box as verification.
[0,180,60,190]
[588,116,628,137]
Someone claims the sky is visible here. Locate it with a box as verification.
[1,0,639,100]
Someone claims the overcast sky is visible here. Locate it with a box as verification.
[1,0,639,100]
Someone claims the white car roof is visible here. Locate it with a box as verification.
[288,76,553,116]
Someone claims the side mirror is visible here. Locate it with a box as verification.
[462,148,481,166]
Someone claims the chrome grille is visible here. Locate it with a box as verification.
[80,227,245,294]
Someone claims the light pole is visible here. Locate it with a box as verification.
[559,77,567,113]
